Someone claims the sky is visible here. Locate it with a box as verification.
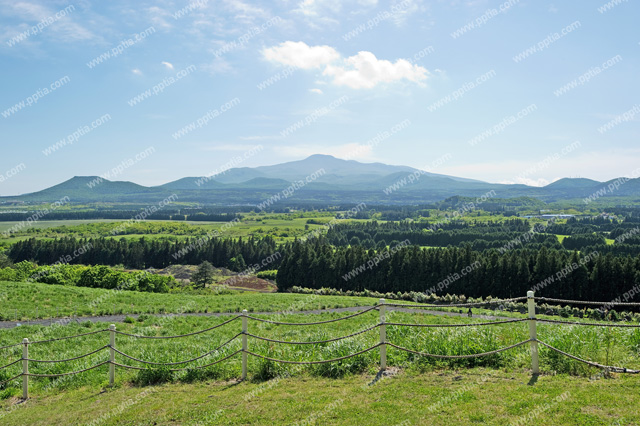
[0,0,638,196]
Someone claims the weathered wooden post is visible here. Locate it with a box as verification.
[109,324,116,386]
[379,299,387,370]
[527,291,539,375]
[242,310,248,380]
[22,338,29,399]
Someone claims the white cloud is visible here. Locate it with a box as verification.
[161,61,174,70]
[222,0,269,24]
[132,68,143,75]
[309,88,323,94]
[390,0,422,26]
[263,41,429,89]
[146,6,173,30]
[436,148,640,185]
[262,41,340,70]
[201,57,233,74]
[293,0,342,26]
[323,51,429,89]
[499,177,554,187]
[0,0,97,45]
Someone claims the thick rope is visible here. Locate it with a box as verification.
[386,339,532,359]
[0,342,23,350]
[383,297,528,309]
[0,358,22,370]
[386,318,527,328]
[247,306,379,326]
[111,334,241,365]
[538,318,640,328]
[246,324,381,345]
[26,346,109,363]
[537,340,640,374]
[28,329,109,345]
[111,350,242,372]
[114,316,240,339]
[168,350,242,372]
[245,343,382,365]
[26,361,109,378]
[0,373,23,387]
[534,297,640,307]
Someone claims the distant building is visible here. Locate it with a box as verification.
[521,214,575,219]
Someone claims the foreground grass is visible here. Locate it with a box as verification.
[1,369,639,425]
[1,310,639,391]
[1,305,639,425]
[0,281,378,321]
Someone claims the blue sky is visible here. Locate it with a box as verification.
[0,0,638,196]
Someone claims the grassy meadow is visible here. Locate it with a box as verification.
[0,305,639,425]
[0,281,378,321]
[2,369,640,425]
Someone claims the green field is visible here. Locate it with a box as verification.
[1,284,639,425]
[0,215,342,245]
[0,281,377,321]
[2,369,639,425]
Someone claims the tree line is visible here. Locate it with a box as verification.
[276,241,640,302]
[8,236,279,271]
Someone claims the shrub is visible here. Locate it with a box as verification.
[312,340,372,378]
[253,358,285,381]
[181,366,222,383]
[0,370,18,391]
[123,316,135,324]
[135,366,173,386]
[0,388,19,400]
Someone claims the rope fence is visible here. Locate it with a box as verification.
[2,291,640,399]
[386,339,533,359]
[534,297,640,307]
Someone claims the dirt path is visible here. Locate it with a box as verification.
[0,306,505,329]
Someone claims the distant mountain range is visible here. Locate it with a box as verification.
[2,154,639,206]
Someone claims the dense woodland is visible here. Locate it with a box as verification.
[324,218,640,255]
[8,236,278,271]
[276,241,640,302]
[5,214,640,302]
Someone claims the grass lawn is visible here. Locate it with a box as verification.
[1,293,639,425]
[0,281,379,321]
[1,368,638,425]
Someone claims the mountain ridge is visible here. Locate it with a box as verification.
[2,155,638,205]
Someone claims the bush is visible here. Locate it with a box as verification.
[135,366,173,386]
[123,316,136,324]
[253,358,285,381]
[312,340,373,378]
[0,388,19,400]
[181,366,222,383]
[0,370,13,391]
[256,270,277,280]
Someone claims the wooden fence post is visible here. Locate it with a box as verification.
[22,338,29,399]
[379,299,386,370]
[242,310,248,380]
[109,324,116,386]
[527,291,539,375]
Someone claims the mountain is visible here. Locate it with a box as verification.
[12,176,158,202]
[544,178,601,190]
[1,155,638,206]
[252,154,483,184]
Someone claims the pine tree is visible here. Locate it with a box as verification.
[192,261,215,289]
